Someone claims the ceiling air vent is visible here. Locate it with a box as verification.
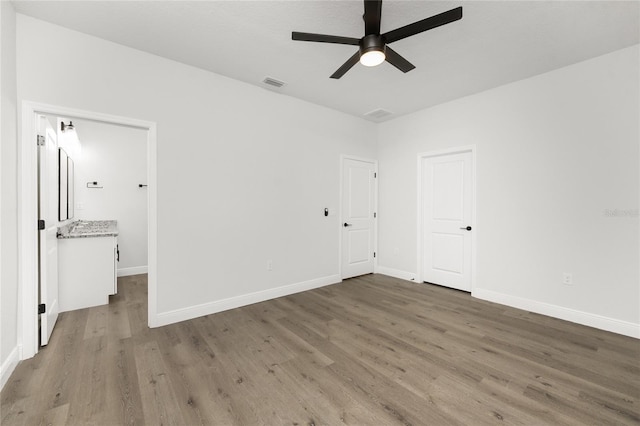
[364,108,393,119]
[262,77,286,88]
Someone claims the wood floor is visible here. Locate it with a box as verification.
[2,274,639,425]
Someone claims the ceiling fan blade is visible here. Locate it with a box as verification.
[330,51,361,79]
[292,32,360,45]
[384,46,415,73]
[363,0,382,35]
[383,6,462,44]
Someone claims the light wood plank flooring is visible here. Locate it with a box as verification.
[2,274,639,425]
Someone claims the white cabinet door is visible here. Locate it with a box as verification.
[59,236,117,312]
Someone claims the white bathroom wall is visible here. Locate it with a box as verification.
[59,118,148,275]
[1,0,20,388]
[377,45,639,336]
[16,15,376,325]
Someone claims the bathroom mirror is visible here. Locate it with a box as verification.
[67,157,75,219]
[59,148,68,221]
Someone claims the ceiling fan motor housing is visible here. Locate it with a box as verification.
[359,34,386,56]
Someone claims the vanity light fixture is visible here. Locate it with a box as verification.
[61,121,75,132]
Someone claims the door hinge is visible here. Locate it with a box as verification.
[374,212,377,218]
[374,252,376,258]
[374,172,377,178]
[37,135,45,146]
[38,304,46,314]
[38,219,45,230]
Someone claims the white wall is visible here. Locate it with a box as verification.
[377,45,639,336]
[60,118,148,275]
[1,0,20,388]
[16,15,376,324]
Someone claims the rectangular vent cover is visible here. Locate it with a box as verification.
[364,108,393,119]
[262,77,286,88]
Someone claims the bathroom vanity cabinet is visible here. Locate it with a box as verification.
[57,220,118,312]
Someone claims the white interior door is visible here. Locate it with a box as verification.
[422,151,473,292]
[38,115,60,345]
[341,158,376,279]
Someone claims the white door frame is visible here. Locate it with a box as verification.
[416,145,477,290]
[19,101,158,359]
[339,155,378,279]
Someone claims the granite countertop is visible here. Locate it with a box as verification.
[57,220,118,239]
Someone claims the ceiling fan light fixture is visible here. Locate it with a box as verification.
[360,49,385,67]
[359,34,386,67]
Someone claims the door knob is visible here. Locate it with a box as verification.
[460,226,472,231]
[343,223,353,227]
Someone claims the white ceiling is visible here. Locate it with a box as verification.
[12,1,640,122]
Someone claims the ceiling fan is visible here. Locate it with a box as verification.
[292,1,462,79]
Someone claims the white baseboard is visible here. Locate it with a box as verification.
[473,288,639,339]
[0,346,20,391]
[153,274,341,327]
[376,266,417,283]
[117,266,148,277]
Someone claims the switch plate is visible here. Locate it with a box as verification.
[267,260,273,271]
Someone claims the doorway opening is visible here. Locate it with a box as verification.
[20,102,157,360]
[417,146,476,292]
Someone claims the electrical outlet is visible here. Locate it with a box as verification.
[267,260,273,271]
[76,202,85,210]
[562,273,573,286]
